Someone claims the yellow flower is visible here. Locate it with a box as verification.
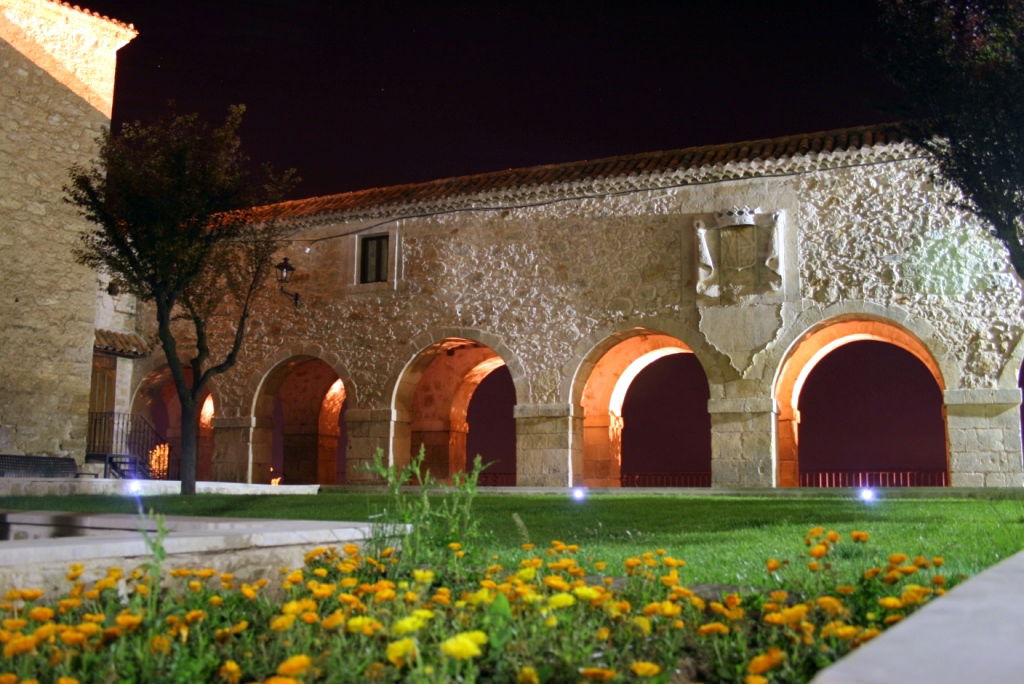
[888,553,909,566]
[808,526,825,538]
[517,666,540,684]
[19,589,44,601]
[219,658,242,684]
[596,626,611,640]
[412,569,435,584]
[573,586,601,601]
[448,542,462,551]
[851,530,870,542]
[630,661,662,677]
[878,597,903,610]
[631,616,652,635]
[346,616,383,635]
[747,647,786,674]
[441,634,482,659]
[269,614,296,632]
[386,638,417,667]
[265,678,300,684]
[547,592,576,609]
[836,585,857,595]
[745,677,768,684]
[56,678,79,684]
[277,654,312,676]
[392,616,426,635]
[3,618,27,631]
[810,544,829,559]
[579,667,617,680]
[544,615,558,628]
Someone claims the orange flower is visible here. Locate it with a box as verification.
[630,662,661,677]
[277,654,312,676]
[747,647,786,674]
[579,667,617,680]
[219,660,242,684]
[697,622,730,636]
[766,558,780,572]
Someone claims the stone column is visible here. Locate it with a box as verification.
[944,389,1024,487]
[581,414,621,487]
[708,397,775,487]
[515,403,578,486]
[346,408,394,484]
[211,416,256,483]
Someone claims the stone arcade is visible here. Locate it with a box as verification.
[3,0,1024,489]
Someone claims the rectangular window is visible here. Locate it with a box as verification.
[359,235,389,284]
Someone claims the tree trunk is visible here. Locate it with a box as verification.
[179,399,199,495]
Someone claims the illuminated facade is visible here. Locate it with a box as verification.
[139,125,1022,489]
[4,2,1023,488]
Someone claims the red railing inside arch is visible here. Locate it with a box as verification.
[799,470,948,487]
[620,472,712,487]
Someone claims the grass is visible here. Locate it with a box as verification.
[4,492,1022,586]
[3,489,1023,682]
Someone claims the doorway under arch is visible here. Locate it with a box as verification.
[774,318,949,487]
[252,357,347,485]
[576,331,712,487]
[392,337,516,484]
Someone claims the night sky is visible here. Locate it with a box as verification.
[82,0,903,200]
[76,1,953,478]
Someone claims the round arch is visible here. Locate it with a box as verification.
[129,366,217,481]
[390,331,520,483]
[773,314,949,487]
[250,354,349,485]
[568,327,712,487]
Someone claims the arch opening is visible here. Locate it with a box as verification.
[253,357,347,485]
[393,337,516,484]
[130,367,215,481]
[577,331,712,487]
[774,318,948,487]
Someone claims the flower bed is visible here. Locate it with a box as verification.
[0,525,953,683]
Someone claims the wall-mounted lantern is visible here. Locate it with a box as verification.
[275,257,301,306]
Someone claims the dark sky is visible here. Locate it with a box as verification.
[82,0,902,200]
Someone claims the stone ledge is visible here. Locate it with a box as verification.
[813,550,1024,684]
[513,403,577,419]
[943,388,1022,406]
[707,398,774,414]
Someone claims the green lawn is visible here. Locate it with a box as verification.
[4,492,1022,586]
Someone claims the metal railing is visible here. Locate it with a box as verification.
[621,472,712,487]
[477,472,516,486]
[799,470,948,488]
[86,412,166,479]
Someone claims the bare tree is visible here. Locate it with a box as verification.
[66,105,298,494]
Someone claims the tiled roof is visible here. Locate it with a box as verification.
[55,1,136,33]
[94,329,150,358]
[252,123,912,224]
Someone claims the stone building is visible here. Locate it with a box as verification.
[127,125,1021,489]
[0,0,138,461]
[3,2,1023,489]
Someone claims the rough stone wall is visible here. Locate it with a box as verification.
[0,1,134,457]
[795,158,1023,387]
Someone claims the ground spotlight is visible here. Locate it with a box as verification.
[858,488,876,502]
[572,487,586,502]
[127,479,142,495]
